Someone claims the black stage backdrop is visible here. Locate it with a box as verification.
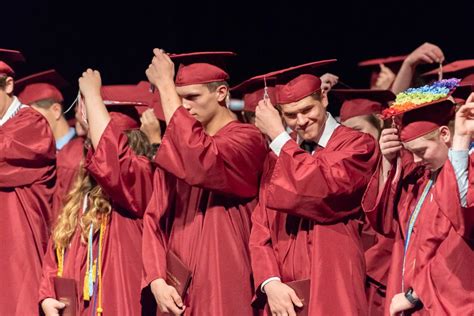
[3,0,474,108]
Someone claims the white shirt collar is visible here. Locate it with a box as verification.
[317,112,340,148]
[0,97,25,127]
[295,112,340,148]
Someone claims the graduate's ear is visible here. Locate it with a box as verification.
[320,89,329,109]
[215,84,229,103]
[51,103,63,121]
[439,125,451,144]
[4,77,14,95]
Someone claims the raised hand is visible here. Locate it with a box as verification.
[140,108,162,144]
[320,73,339,92]
[405,42,444,67]
[146,48,175,89]
[379,128,402,163]
[374,64,395,90]
[255,98,285,140]
[78,69,102,100]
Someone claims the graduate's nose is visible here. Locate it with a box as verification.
[413,153,423,163]
[296,113,308,128]
[182,100,192,111]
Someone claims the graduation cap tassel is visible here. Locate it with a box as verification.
[62,91,79,115]
[438,63,443,81]
[263,76,270,104]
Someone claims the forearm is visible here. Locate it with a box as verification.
[84,94,111,149]
[391,61,416,94]
[157,81,181,125]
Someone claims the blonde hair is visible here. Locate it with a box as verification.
[52,129,154,249]
[52,162,112,249]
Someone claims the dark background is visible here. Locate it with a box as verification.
[3,0,474,103]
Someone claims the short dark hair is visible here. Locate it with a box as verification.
[205,81,229,92]
[310,90,324,101]
[32,99,63,113]
[0,76,7,89]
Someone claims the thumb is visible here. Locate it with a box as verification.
[288,290,303,308]
[54,300,66,309]
[170,288,184,308]
[466,92,474,105]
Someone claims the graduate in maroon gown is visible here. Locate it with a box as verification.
[333,88,396,316]
[0,49,56,315]
[40,71,157,316]
[249,61,380,315]
[16,69,85,220]
[143,50,267,315]
[362,81,474,315]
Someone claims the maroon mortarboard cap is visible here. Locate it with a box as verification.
[270,59,337,104]
[358,55,407,87]
[358,55,407,68]
[422,60,474,83]
[16,69,67,105]
[0,49,26,77]
[400,98,455,142]
[101,85,151,130]
[332,89,395,122]
[171,51,236,86]
[231,74,277,112]
[136,81,165,121]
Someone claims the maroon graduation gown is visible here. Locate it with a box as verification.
[364,231,394,316]
[0,106,56,315]
[362,150,474,315]
[142,107,267,315]
[53,136,85,220]
[249,126,379,315]
[39,120,154,315]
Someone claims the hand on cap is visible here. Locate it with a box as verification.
[255,99,285,140]
[374,64,396,90]
[405,42,445,67]
[78,69,102,100]
[379,128,402,163]
[140,108,162,144]
[320,73,339,92]
[453,93,474,149]
[146,48,175,89]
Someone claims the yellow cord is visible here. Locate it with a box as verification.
[56,247,64,277]
[96,216,107,315]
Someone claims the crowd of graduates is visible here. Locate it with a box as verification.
[0,41,473,316]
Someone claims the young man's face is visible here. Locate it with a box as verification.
[280,93,328,142]
[0,77,14,114]
[403,128,450,171]
[176,83,225,126]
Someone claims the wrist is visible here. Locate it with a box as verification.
[156,79,175,92]
[402,57,418,69]
[452,134,471,151]
[404,287,421,307]
[263,279,281,293]
[83,93,103,104]
[268,127,286,141]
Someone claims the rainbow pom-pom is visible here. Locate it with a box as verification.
[382,78,460,118]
